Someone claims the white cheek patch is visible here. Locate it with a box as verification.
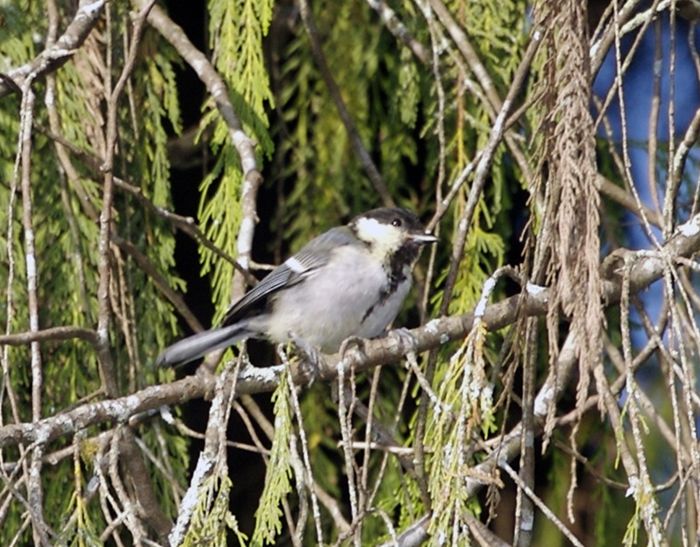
[355,217,390,241]
[355,217,404,258]
[285,256,307,273]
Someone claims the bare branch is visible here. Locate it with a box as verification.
[3,213,700,453]
[0,326,99,347]
[298,0,395,207]
[0,0,107,98]
[133,0,263,299]
[112,236,204,333]
[501,461,585,547]
[437,28,543,310]
[365,0,430,64]
[169,362,239,546]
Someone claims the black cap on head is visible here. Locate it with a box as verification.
[353,207,426,234]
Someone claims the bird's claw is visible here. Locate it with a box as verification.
[391,327,417,352]
[287,332,323,385]
[339,335,368,361]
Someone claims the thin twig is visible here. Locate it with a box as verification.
[134,0,263,300]
[0,0,108,98]
[415,25,543,508]
[16,67,51,547]
[298,0,395,207]
[283,352,324,545]
[36,126,260,288]
[501,461,585,547]
[365,0,430,64]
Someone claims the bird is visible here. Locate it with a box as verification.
[156,207,437,368]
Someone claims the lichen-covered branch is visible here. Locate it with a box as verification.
[0,0,107,98]
[2,212,699,452]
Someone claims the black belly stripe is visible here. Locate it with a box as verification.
[362,278,399,322]
[361,242,418,322]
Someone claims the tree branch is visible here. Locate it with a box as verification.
[2,212,700,451]
[364,0,430,64]
[298,0,395,207]
[0,326,99,347]
[0,0,107,98]
[133,0,263,299]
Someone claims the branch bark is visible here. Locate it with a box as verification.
[133,0,263,299]
[0,0,107,98]
[2,212,700,451]
[298,0,395,207]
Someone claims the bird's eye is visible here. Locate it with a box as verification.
[392,218,402,227]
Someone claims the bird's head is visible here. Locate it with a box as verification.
[350,207,437,263]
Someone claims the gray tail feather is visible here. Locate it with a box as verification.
[156,323,250,368]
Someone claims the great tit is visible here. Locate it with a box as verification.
[156,207,437,367]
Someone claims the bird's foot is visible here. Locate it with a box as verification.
[287,332,323,385]
[338,335,368,361]
[390,327,418,352]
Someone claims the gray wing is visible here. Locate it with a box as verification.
[220,226,357,326]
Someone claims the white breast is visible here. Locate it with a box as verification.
[262,245,412,353]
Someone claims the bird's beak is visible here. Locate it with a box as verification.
[410,232,438,244]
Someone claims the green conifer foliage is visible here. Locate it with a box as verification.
[0,1,697,545]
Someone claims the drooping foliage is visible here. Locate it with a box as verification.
[1,0,698,545]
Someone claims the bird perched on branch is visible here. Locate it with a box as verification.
[156,207,437,368]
